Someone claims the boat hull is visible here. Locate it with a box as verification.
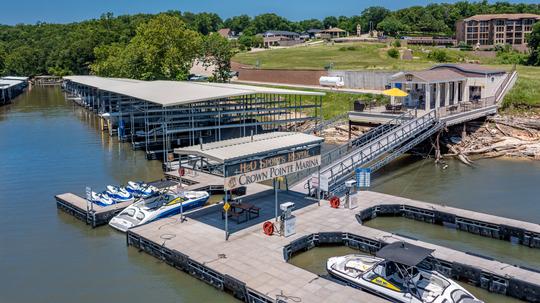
[108,193,209,232]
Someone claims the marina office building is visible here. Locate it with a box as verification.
[390,64,508,112]
[456,13,540,51]
[62,76,323,164]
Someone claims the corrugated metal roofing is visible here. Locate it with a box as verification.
[2,76,29,81]
[63,76,324,107]
[0,79,24,88]
[174,132,324,163]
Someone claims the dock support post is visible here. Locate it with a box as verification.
[317,166,321,206]
[224,190,229,241]
[274,178,278,222]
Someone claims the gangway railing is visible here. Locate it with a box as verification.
[367,121,445,173]
[290,110,413,185]
[320,110,438,193]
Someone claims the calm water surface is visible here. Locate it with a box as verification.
[0,87,236,303]
[1,87,538,302]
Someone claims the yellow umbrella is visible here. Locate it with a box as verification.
[382,88,408,97]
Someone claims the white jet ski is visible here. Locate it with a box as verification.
[327,242,483,303]
[90,191,115,206]
[105,185,134,202]
[125,181,158,198]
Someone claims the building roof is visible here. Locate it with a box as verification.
[2,76,29,81]
[391,69,466,83]
[321,27,347,33]
[0,79,24,88]
[431,64,506,75]
[376,242,434,267]
[307,29,322,33]
[174,132,324,163]
[63,76,324,107]
[218,28,231,38]
[262,30,300,37]
[464,13,540,22]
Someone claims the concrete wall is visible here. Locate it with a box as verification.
[329,70,396,90]
[233,62,327,86]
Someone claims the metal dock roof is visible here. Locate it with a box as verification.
[174,132,324,163]
[63,76,325,107]
[0,79,24,88]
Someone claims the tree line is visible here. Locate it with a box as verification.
[1,1,540,79]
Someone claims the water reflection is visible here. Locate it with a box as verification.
[0,86,237,303]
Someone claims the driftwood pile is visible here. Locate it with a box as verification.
[442,115,540,164]
[319,124,367,145]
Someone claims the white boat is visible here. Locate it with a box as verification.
[327,242,483,303]
[125,181,158,198]
[108,191,210,232]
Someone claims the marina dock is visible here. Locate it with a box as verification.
[354,191,540,249]
[56,193,132,227]
[126,189,540,302]
[55,179,178,227]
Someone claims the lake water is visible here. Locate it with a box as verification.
[0,87,236,303]
[1,86,537,302]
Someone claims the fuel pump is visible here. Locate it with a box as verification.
[279,202,296,237]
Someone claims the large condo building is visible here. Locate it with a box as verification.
[456,13,540,51]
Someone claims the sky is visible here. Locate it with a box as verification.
[0,0,538,25]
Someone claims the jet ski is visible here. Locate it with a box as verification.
[105,185,134,202]
[125,181,158,198]
[327,242,483,303]
[90,191,115,207]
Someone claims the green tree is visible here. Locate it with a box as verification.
[323,16,338,29]
[202,33,234,82]
[224,15,251,33]
[527,22,540,66]
[3,45,40,76]
[91,14,202,80]
[360,6,391,31]
[428,49,449,63]
[247,13,292,34]
[0,42,6,75]
[298,19,324,31]
[377,16,410,36]
[192,12,222,35]
[387,48,400,59]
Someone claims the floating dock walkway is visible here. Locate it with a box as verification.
[55,180,178,227]
[126,189,540,303]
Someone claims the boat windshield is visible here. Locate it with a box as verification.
[122,208,136,217]
[135,211,145,221]
[450,289,475,303]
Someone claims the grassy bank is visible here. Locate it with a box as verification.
[502,65,540,109]
[234,42,486,71]
[234,42,540,108]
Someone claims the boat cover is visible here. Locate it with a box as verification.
[376,242,434,267]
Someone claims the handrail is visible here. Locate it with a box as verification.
[290,110,413,185]
[494,70,517,105]
[303,112,348,134]
[323,110,437,190]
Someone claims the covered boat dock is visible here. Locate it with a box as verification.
[62,76,324,164]
[0,76,28,105]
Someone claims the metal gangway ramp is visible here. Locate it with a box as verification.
[293,110,442,194]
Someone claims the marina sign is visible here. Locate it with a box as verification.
[224,146,321,190]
